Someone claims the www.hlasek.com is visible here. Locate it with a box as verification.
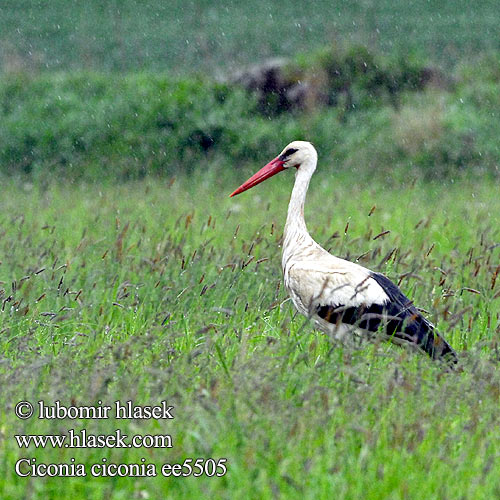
[13,400,227,478]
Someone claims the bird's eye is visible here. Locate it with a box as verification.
[279,148,298,161]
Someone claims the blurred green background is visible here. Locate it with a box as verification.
[1,3,499,500]
[0,0,499,181]
[2,0,499,73]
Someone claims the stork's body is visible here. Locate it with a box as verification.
[231,141,457,363]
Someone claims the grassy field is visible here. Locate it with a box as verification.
[1,1,499,498]
[1,0,500,74]
[0,173,499,499]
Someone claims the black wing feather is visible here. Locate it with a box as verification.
[317,271,457,363]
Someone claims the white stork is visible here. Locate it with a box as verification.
[230,141,457,363]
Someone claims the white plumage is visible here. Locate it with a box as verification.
[231,141,457,363]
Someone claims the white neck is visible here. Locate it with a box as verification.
[283,157,317,260]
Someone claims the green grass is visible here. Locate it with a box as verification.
[1,0,500,73]
[1,2,499,497]
[0,173,499,499]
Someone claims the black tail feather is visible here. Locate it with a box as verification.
[317,302,457,364]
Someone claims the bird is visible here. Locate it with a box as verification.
[230,141,457,364]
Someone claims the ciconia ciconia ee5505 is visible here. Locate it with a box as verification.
[230,141,457,364]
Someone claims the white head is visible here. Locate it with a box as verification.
[230,141,317,197]
[276,141,317,170]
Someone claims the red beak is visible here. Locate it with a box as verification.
[229,157,285,197]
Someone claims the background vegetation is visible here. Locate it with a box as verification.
[1,0,500,73]
[1,50,499,181]
[0,1,499,499]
